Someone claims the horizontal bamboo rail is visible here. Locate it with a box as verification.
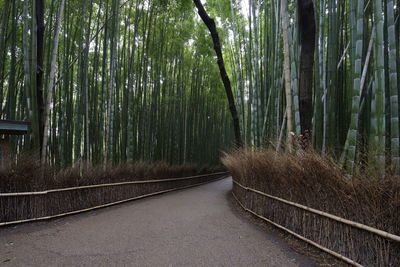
[0,171,229,196]
[233,180,400,243]
[0,173,228,226]
[231,192,363,267]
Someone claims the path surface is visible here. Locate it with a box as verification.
[0,178,315,267]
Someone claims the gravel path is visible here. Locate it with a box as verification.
[0,177,316,267]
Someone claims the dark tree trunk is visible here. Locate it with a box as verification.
[193,0,243,147]
[298,0,316,134]
[36,0,45,155]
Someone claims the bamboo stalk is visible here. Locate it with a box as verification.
[360,28,375,95]
[372,0,386,176]
[41,0,65,163]
[342,0,365,172]
[387,0,400,174]
[280,0,293,152]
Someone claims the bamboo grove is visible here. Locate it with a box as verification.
[0,0,234,167]
[215,0,400,176]
[1,0,400,176]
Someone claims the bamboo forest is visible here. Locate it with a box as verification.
[0,0,399,176]
[2,1,400,266]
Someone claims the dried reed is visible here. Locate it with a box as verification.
[222,148,400,266]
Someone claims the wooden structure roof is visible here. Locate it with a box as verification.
[0,120,29,135]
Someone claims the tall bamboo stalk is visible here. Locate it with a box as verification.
[386,0,399,174]
[342,0,364,172]
[41,0,65,163]
[372,0,386,176]
[281,0,293,152]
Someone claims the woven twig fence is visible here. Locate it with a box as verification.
[232,179,400,267]
[0,172,228,226]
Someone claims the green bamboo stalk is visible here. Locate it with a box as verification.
[386,0,399,174]
[342,0,364,173]
[0,1,11,111]
[6,0,17,122]
[372,0,386,176]
[41,0,65,163]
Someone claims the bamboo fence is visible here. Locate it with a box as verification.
[232,179,400,267]
[0,172,228,226]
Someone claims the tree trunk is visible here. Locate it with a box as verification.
[372,0,386,176]
[42,0,65,163]
[386,0,399,174]
[281,0,294,152]
[36,0,45,156]
[297,0,316,134]
[23,0,35,149]
[193,0,243,147]
[341,0,364,173]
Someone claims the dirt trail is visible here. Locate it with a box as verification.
[0,178,316,267]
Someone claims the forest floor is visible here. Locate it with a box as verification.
[1,178,330,266]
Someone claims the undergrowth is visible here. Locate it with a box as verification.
[222,148,400,235]
[0,154,225,193]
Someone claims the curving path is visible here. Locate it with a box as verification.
[0,178,316,267]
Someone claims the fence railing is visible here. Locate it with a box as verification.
[0,172,228,226]
[232,179,400,267]
[0,172,229,197]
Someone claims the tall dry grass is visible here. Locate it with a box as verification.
[222,148,400,235]
[223,148,400,266]
[0,154,225,193]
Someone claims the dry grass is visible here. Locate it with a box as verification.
[0,156,226,224]
[222,148,400,266]
[0,154,225,193]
